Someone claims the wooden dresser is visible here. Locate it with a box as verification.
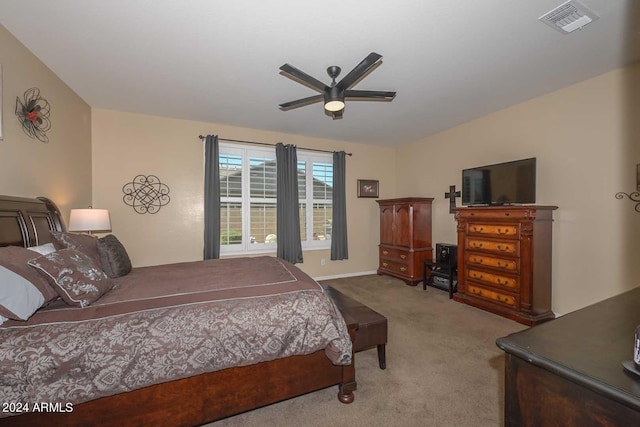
[453,205,557,325]
[496,287,640,426]
[376,197,433,285]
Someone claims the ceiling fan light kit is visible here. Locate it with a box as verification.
[279,52,396,120]
[324,83,345,112]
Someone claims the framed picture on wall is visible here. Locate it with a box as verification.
[357,179,379,198]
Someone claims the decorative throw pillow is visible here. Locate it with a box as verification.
[97,234,132,278]
[28,248,114,308]
[50,231,102,269]
[0,246,59,303]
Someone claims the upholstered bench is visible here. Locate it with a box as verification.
[325,286,388,369]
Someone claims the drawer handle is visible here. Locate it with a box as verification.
[497,228,509,234]
[475,258,483,264]
[400,267,407,272]
[472,288,483,296]
[496,261,503,267]
[400,254,407,259]
[496,278,508,285]
[383,262,388,267]
[473,226,484,232]
[497,245,510,252]
[472,272,484,280]
[496,294,505,302]
[383,250,389,255]
[472,242,483,248]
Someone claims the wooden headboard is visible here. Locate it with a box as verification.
[0,195,65,248]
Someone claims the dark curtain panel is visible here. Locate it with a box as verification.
[203,135,221,259]
[276,143,303,263]
[331,151,348,260]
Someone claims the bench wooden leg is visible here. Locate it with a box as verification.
[377,344,386,370]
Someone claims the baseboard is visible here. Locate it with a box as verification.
[314,270,377,281]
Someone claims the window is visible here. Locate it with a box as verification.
[219,143,333,254]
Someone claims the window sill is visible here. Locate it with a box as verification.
[220,245,330,257]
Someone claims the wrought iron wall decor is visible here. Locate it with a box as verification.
[616,191,640,212]
[15,87,51,143]
[122,175,170,214]
[615,164,640,213]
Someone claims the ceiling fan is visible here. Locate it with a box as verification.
[278,52,396,120]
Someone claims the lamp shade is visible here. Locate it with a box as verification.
[68,209,111,232]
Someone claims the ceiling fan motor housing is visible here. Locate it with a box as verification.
[325,85,345,112]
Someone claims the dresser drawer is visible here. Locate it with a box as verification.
[467,284,518,308]
[466,238,520,256]
[467,253,519,273]
[379,259,411,276]
[467,268,519,290]
[467,223,519,239]
[456,209,534,220]
[379,247,410,262]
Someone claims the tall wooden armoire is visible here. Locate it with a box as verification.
[376,197,433,285]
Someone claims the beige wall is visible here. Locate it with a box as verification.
[0,25,92,218]
[9,12,636,316]
[397,64,640,315]
[91,109,396,278]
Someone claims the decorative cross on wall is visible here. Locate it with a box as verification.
[445,185,461,214]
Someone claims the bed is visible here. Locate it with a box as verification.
[0,195,356,426]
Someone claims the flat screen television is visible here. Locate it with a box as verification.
[462,158,536,205]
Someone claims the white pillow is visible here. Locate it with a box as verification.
[27,243,57,256]
[0,266,45,320]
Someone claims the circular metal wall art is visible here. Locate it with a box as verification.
[122,175,170,214]
[15,87,51,143]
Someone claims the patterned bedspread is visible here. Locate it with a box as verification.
[0,257,352,417]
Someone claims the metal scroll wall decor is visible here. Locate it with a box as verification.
[615,164,640,213]
[615,191,640,213]
[15,88,51,143]
[122,175,170,214]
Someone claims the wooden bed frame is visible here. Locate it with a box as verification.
[0,195,357,426]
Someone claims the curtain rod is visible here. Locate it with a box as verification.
[198,135,352,156]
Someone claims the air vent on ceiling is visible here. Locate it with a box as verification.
[539,0,599,34]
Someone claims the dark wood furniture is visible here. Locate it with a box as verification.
[453,205,557,325]
[376,197,433,285]
[0,195,357,426]
[423,259,457,299]
[496,287,640,426]
[325,286,388,369]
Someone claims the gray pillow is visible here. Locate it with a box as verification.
[97,234,132,278]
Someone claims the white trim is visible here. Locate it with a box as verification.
[313,270,378,281]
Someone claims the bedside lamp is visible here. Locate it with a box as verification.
[68,208,111,235]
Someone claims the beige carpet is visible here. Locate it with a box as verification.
[209,275,525,426]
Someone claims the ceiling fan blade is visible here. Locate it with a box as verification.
[336,52,383,90]
[279,94,324,111]
[279,64,327,93]
[345,90,396,101]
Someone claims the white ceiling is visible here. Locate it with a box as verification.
[1,0,638,147]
